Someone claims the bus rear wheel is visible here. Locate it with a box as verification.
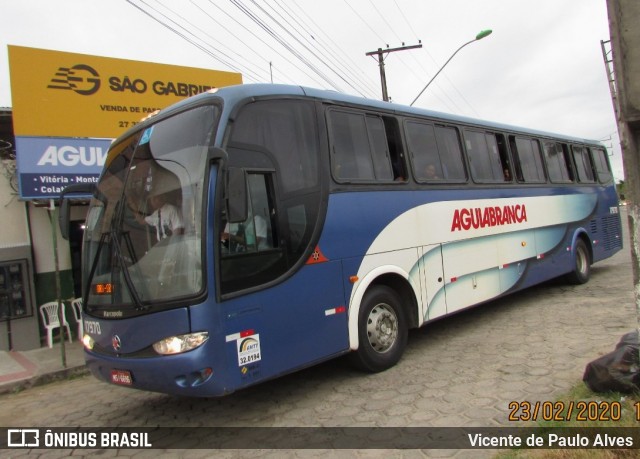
[350,285,408,372]
[567,238,591,284]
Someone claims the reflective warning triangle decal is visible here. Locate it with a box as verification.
[306,246,329,264]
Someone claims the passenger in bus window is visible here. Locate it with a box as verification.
[424,164,441,180]
[138,192,184,242]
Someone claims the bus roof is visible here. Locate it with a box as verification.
[163,83,604,146]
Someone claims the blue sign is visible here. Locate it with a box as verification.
[16,136,112,199]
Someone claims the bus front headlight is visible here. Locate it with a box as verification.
[153,332,209,355]
[82,334,95,350]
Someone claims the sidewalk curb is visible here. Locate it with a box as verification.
[0,365,89,396]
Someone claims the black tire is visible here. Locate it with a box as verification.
[566,238,591,284]
[350,285,408,372]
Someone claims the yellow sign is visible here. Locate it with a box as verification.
[8,45,243,138]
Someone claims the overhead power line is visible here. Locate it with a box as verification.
[190,0,295,84]
[267,0,379,98]
[393,0,420,41]
[127,0,266,82]
[288,0,381,95]
[230,0,343,91]
[202,0,331,88]
[127,0,483,114]
[389,0,480,114]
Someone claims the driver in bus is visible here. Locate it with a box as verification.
[138,192,184,242]
[221,213,269,252]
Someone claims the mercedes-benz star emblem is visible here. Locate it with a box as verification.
[112,335,122,352]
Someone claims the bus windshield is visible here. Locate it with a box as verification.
[83,104,219,315]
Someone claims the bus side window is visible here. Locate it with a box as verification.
[225,99,321,295]
[365,115,394,181]
[591,147,613,183]
[434,125,466,181]
[405,121,466,182]
[543,141,574,183]
[381,116,407,181]
[510,136,546,183]
[329,110,374,180]
[245,173,276,252]
[223,173,276,254]
[328,110,398,182]
[560,143,575,181]
[220,172,284,294]
[464,129,506,182]
[406,121,442,181]
[571,145,595,183]
[509,136,524,181]
[495,134,512,182]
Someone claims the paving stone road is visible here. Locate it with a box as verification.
[0,212,636,458]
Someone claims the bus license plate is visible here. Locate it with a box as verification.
[111,369,133,386]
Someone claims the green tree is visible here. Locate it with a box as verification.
[617,180,626,201]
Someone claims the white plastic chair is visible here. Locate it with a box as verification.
[70,298,83,339]
[39,301,72,348]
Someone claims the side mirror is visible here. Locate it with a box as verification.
[58,183,96,240]
[227,167,248,223]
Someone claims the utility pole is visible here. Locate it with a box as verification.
[606,0,640,356]
[366,42,422,101]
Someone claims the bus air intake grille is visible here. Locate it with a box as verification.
[601,215,622,251]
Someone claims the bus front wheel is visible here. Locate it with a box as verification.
[567,238,591,284]
[350,285,408,373]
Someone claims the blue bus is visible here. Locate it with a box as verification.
[62,84,622,396]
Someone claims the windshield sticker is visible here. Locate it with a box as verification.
[236,334,261,367]
[139,126,154,146]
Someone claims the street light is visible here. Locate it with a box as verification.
[410,29,492,107]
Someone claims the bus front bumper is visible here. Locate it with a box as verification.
[84,347,232,397]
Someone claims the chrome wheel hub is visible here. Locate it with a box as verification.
[366,303,398,353]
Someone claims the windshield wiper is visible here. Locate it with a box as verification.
[85,232,108,312]
[107,196,150,310]
[85,230,149,312]
[111,231,150,310]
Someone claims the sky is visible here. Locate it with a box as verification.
[0,0,624,180]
